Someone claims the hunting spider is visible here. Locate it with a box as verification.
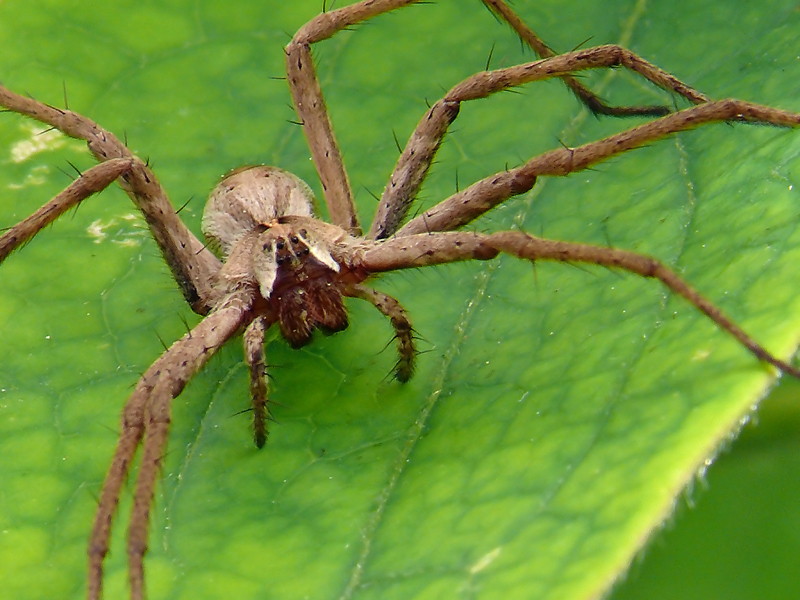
[1,1,799,599]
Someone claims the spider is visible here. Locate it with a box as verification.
[1,1,799,599]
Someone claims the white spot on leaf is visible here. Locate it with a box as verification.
[469,546,502,574]
[87,214,146,246]
[7,165,51,189]
[10,123,67,163]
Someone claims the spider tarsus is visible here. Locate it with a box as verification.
[393,357,415,383]
[573,85,662,118]
[253,399,270,449]
[593,102,672,118]
[393,324,423,383]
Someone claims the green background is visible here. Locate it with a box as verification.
[0,1,799,599]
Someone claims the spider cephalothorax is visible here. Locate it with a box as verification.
[1,1,799,599]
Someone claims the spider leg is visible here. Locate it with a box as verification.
[244,315,274,448]
[481,0,697,118]
[0,157,132,261]
[289,0,712,241]
[0,85,222,314]
[344,283,416,382]
[359,231,800,379]
[368,42,717,239]
[88,363,156,600]
[287,2,419,235]
[368,45,712,240]
[87,289,254,600]
[395,99,800,236]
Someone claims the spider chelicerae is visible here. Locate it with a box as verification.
[1,1,800,599]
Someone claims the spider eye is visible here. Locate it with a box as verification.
[299,228,308,237]
[290,235,300,245]
[276,240,285,250]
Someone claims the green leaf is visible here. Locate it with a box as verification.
[0,1,798,600]
[612,375,800,599]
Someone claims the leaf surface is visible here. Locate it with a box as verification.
[0,1,798,599]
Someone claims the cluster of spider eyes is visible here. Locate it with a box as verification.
[273,229,311,266]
